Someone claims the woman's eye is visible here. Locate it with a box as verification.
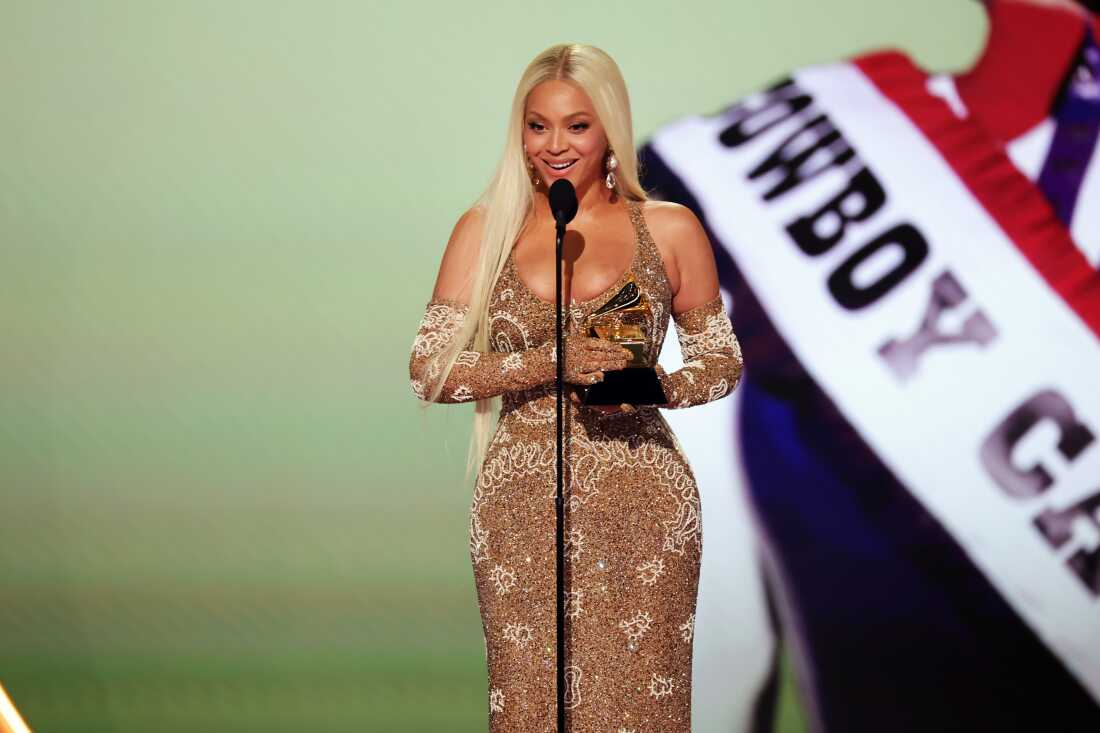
[527,122,544,131]
[570,123,589,131]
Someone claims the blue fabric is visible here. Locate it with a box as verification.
[1037,24,1100,229]
[739,376,1100,730]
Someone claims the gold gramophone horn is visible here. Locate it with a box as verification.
[584,275,653,368]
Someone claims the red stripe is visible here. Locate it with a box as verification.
[854,51,1100,340]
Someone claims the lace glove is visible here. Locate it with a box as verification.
[657,295,744,409]
[408,299,556,403]
[408,300,629,403]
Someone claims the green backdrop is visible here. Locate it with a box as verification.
[1,2,980,730]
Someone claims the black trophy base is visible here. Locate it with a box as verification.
[581,367,668,406]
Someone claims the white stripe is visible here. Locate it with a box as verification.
[1006,117,1055,182]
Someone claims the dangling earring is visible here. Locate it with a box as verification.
[605,149,618,190]
[524,145,540,187]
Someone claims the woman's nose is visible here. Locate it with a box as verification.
[549,128,567,155]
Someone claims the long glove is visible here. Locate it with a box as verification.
[657,295,744,408]
[408,299,557,403]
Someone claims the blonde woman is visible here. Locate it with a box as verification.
[409,43,743,731]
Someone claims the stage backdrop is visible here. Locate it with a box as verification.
[1,2,980,731]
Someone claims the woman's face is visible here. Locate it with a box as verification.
[523,79,609,192]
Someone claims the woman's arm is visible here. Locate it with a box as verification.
[656,295,743,408]
[646,202,744,409]
[410,208,630,403]
[409,297,558,403]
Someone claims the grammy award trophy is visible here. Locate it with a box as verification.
[580,276,668,406]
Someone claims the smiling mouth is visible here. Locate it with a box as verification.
[544,159,578,171]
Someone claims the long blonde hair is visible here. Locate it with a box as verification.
[425,43,648,479]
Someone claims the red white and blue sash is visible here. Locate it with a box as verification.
[651,50,1100,701]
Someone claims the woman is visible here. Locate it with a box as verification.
[409,43,742,731]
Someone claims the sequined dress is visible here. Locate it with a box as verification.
[409,201,743,732]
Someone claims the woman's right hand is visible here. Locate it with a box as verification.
[561,334,632,386]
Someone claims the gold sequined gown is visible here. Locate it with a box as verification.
[410,201,743,732]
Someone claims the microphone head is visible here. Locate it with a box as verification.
[549,179,578,226]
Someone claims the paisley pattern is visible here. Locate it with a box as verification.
[409,201,742,731]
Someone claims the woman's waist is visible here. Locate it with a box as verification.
[499,387,666,431]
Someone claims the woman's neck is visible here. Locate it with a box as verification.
[576,176,614,215]
[954,0,1096,141]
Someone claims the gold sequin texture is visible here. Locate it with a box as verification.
[408,201,743,731]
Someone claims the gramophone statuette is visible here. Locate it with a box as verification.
[580,276,668,406]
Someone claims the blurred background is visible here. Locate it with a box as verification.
[1,2,982,731]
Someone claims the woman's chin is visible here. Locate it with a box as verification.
[541,168,598,191]
[542,166,578,183]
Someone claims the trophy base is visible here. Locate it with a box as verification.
[581,367,668,406]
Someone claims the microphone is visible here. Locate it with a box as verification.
[547,166,576,733]
[549,179,578,228]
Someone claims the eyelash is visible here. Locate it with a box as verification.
[527,122,590,132]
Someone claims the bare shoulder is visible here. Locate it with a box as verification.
[640,200,710,259]
[431,205,487,303]
[447,205,486,253]
[640,200,718,309]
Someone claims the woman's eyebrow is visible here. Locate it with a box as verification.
[525,109,592,120]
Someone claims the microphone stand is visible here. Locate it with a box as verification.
[553,215,566,733]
